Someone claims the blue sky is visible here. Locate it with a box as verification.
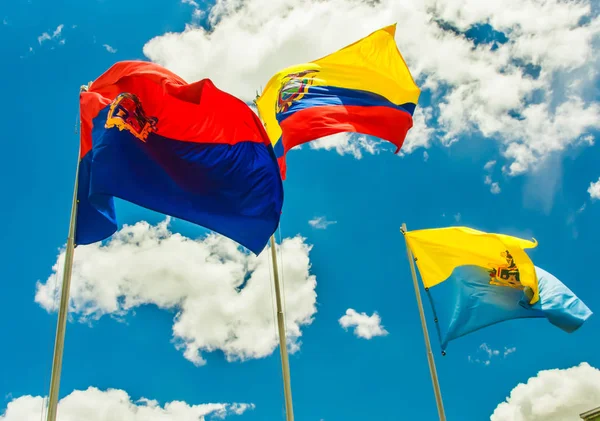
[1,0,600,420]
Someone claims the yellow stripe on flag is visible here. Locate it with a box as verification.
[405,226,539,304]
[256,24,420,148]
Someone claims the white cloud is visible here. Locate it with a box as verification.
[181,0,204,21]
[588,177,600,200]
[192,8,205,20]
[469,343,499,366]
[484,175,501,194]
[308,216,337,229]
[52,24,63,38]
[400,106,435,154]
[484,160,497,171]
[0,386,253,421]
[309,133,379,159]
[454,212,461,222]
[481,343,501,359]
[423,151,429,162]
[484,161,502,194]
[37,24,64,45]
[35,218,317,366]
[142,0,600,177]
[37,33,51,44]
[469,343,516,365]
[501,99,600,176]
[490,182,501,194]
[103,44,117,53]
[491,362,600,421]
[582,135,595,146]
[339,308,388,339]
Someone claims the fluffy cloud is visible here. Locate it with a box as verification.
[308,216,337,229]
[143,0,600,176]
[400,106,436,154]
[339,308,388,339]
[0,387,253,421]
[491,362,600,421]
[309,133,379,160]
[588,177,600,200]
[35,219,317,366]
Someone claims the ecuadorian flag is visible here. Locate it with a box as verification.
[255,24,420,178]
[76,61,284,255]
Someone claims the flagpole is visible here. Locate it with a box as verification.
[401,223,446,421]
[269,235,295,421]
[45,87,86,421]
[45,158,79,421]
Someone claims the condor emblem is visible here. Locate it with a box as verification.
[276,69,320,114]
[105,93,158,142]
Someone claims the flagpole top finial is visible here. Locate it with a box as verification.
[80,81,93,93]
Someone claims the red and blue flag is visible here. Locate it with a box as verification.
[76,61,283,254]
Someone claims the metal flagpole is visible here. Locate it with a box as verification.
[401,223,446,421]
[45,87,86,421]
[46,154,79,421]
[269,235,295,421]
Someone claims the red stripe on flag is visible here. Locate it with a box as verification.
[80,61,270,158]
[276,104,413,178]
[279,104,413,155]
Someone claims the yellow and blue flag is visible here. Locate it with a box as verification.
[404,226,592,351]
[255,24,420,178]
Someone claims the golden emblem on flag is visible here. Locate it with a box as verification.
[276,69,320,114]
[105,92,158,142]
[488,250,524,290]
